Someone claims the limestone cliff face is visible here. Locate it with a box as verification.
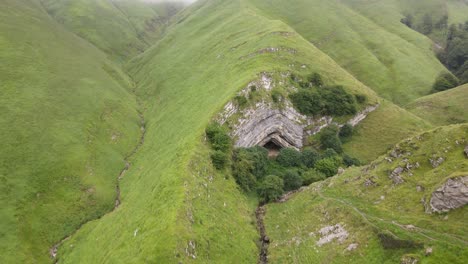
[217,73,378,149]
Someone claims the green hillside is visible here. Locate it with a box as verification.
[0,0,466,263]
[407,84,468,126]
[40,0,184,62]
[249,0,449,105]
[343,100,432,163]
[0,0,141,262]
[50,0,434,262]
[265,124,468,263]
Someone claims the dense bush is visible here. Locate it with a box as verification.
[320,86,357,116]
[206,123,232,170]
[234,95,248,107]
[322,148,339,159]
[302,148,321,168]
[355,94,367,104]
[319,127,343,153]
[289,90,323,115]
[231,147,269,191]
[308,72,323,87]
[290,85,357,117]
[282,170,303,191]
[432,72,459,92]
[339,124,354,140]
[211,151,228,170]
[277,148,302,167]
[315,158,340,177]
[206,123,231,152]
[343,154,361,167]
[436,22,468,85]
[257,175,284,202]
[301,169,326,185]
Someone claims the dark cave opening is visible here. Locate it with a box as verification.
[263,140,283,158]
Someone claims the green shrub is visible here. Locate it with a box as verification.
[319,127,343,153]
[321,86,357,116]
[282,170,303,191]
[290,86,356,116]
[308,72,323,87]
[339,124,354,140]
[315,158,340,177]
[289,90,323,115]
[343,154,361,167]
[302,169,326,185]
[231,147,269,191]
[277,148,302,167]
[234,95,248,107]
[322,148,338,159]
[257,175,284,202]
[271,89,283,103]
[355,94,367,104]
[302,148,320,168]
[206,123,231,152]
[211,150,228,170]
[432,72,459,92]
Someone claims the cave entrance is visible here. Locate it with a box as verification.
[263,140,282,158]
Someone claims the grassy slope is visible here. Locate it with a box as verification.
[249,0,448,105]
[344,100,432,163]
[265,124,468,263]
[39,0,183,62]
[0,0,141,263]
[447,0,468,24]
[53,0,437,262]
[407,84,468,126]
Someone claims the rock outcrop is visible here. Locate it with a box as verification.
[217,73,379,150]
[464,145,468,158]
[429,176,468,213]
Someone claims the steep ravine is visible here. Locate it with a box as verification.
[50,82,146,262]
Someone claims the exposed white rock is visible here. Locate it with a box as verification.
[346,243,358,251]
[430,176,468,213]
[316,224,349,246]
[346,104,379,127]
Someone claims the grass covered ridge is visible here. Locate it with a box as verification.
[0,0,141,262]
[407,83,468,126]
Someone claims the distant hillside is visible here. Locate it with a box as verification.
[407,84,468,126]
[249,0,449,105]
[40,0,184,61]
[0,0,141,262]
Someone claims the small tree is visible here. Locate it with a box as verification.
[277,148,302,167]
[432,72,459,92]
[308,72,324,87]
[339,124,354,141]
[343,154,361,167]
[282,170,303,191]
[234,95,248,107]
[302,169,326,185]
[315,158,340,177]
[319,126,343,153]
[257,175,284,202]
[302,148,321,168]
[211,151,228,170]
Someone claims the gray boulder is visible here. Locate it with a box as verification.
[389,167,404,185]
[430,176,468,213]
